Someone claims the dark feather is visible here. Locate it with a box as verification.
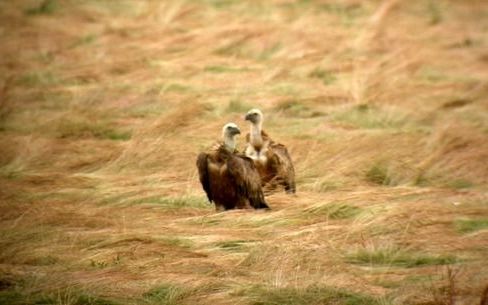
[196,144,269,210]
[270,143,296,193]
[227,155,269,209]
[196,152,212,203]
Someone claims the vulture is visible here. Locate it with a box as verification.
[196,123,269,211]
[244,109,296,194]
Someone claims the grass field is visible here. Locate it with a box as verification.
[1,0,488,304]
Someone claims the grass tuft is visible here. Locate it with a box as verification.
[331,104,410,130]
[71,34,97,48]
[273,100,323,118]
[427,0,443,25]
[365,162,392,186]
[204,65,249,73]
[18,71,58,86]
[257,43,282,61]
[225,99,252,113]
[308,68,337,85]
[0,290,24,305]
[214,38,248,57]
[446,179,473,189]
[0,287,121,305]
[413,173,429,187]
[303,179,343,192]
[25,0,57,15]
[346,246,458,268]
[143,284,190,305]
[236,284,384,305]
[163,83,194,93]
[129,195,209,209]
[56,118,131,141]
[454,219,488,234]
[160,237,194,249]
[320,2,365,23]
[215,240,258,251]
[305,202,361,219]
[0,162,24,180]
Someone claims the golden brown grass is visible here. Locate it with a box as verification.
[1,0,487,304]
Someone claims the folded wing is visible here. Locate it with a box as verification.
[227,155,269,209]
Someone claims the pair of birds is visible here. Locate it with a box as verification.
[196,109,296,211]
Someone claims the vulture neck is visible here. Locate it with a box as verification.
[250,121,263,147]
[223,134,237,153]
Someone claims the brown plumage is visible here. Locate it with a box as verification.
[196,123,269,211]
[244,109,296,194]
[481,285,488,305]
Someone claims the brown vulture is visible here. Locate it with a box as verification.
[196,123,269,211]
[244,109,296,194]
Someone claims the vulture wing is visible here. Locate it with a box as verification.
[269,143,296,193]
[196,152,213,203]
[227,155,269,209]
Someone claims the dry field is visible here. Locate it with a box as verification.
[1,0,488,304]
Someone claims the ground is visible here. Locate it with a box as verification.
[0,0,488,304]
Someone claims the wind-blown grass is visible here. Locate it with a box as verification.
[1,0,487,304]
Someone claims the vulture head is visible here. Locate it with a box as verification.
[222,122,241,152]
[244,108,263,125]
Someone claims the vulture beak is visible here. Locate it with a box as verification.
[233,127,241,135]
[244,113,254,122]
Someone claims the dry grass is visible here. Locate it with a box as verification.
[1,0,488,304]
